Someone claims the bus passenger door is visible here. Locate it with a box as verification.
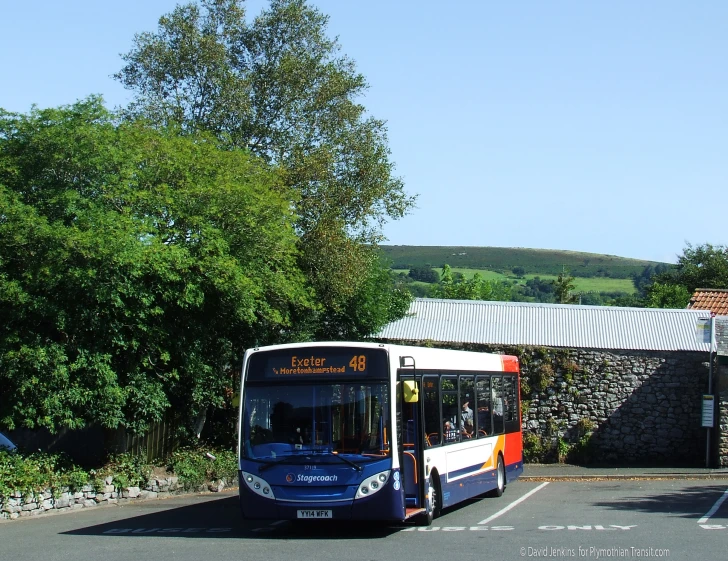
[397,368,424,511]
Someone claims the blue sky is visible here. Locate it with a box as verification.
[2,0,726,264]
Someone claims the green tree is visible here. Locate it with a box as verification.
[631,263,672,298]
[553,271,578,304]
[645,283,691,309]
[436,265,457,299]
[433,265,512,301]
[645,243,728,308]
[115,0,415,336]
[664,243,728,290]
[312,255,412,340]
[517,276,556,303]
[578,292,604,306]
[0,98,311,436]
[408,265,439,283]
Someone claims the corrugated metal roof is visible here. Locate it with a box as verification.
[376,298,712,352]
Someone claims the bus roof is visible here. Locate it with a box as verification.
[244,342,518,373]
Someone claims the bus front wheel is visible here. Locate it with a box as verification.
[419,473,441,526]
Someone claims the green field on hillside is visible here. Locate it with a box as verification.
[382,245,665,279]
[393,267,636,294]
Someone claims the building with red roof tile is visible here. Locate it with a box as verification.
[687,288,728,316]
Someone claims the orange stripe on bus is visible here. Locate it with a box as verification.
[480,435,505,470]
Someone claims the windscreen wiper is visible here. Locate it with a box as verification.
[324,451,363,472]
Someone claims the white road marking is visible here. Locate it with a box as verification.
[698,487,728,524]
[477,482,549,525]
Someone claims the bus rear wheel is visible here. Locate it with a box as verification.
[487,454,506,498]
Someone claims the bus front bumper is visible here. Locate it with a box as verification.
[238,472,405,521]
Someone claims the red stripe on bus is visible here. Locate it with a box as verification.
[501,355,520,373]
[504,432,523,465]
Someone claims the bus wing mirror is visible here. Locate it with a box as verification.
[403,380,419,403]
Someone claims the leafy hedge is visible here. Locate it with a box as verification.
[0,447,237,501]
[0,451,91,499]
[167,447,238,490]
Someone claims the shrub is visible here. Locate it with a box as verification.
[66,467,91,492]
[531,363,555,392]
[209,449,238,483]
[574,417,596,435]
[103,452,152,489]
[522,433,544,463]
[557,437,570,463]
[0,446,238,506]
[0,451,89,501]
[168,449,208,490]
[521,400,531,420]
[168,446,237,490]
[566,418,597,464]
[520,376,532,396]
[561,360,579,383]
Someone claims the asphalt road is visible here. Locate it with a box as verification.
[1,480,727,561]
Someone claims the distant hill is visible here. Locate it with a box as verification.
[379,245,668,279]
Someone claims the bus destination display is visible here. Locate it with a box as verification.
[246,347,388,381]
[269,353,368,375]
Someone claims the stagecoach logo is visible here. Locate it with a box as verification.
[285,472,339,484]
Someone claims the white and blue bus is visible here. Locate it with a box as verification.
[237,342,523,525]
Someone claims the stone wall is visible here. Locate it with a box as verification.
[391,341,715,466]
[519,349,709,465]
[0,475,229,520]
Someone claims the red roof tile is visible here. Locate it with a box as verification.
[687,289,728,316]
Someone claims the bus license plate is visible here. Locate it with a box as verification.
[297,510,332,519]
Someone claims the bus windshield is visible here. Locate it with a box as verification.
[242,381,390,464]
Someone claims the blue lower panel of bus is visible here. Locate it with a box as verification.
[507,461,524,481]
[238,468,406,521]
[438,460,523,508]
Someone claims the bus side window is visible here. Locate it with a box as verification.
[441,375,459,444]
[503,375,519,434]
[459,375,474,438]
[491,376,505,435]
[422,376,440,448]
[475,376,492,438]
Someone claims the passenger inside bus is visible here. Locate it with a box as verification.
[461,401,474,437]
[443,421,458,442]
[291,426,306,446]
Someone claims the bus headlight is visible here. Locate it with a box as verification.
[241,471,275,500]
[355,470,390,499]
